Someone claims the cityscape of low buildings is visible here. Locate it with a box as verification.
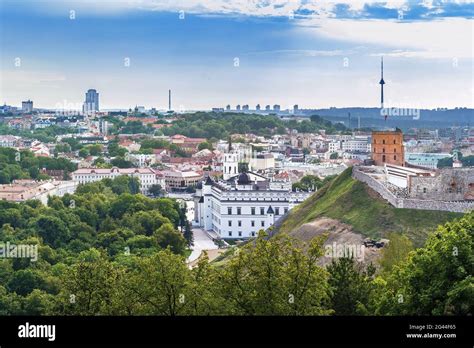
[0,96,472,233]
[0,180,77,204]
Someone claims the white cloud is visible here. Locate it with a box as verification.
[299,17,473,59]
[31,0,473,59]
[23,0,410,18]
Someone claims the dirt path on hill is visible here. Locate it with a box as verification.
[287,217,385,266]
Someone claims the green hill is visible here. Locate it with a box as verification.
[275,167,463,246]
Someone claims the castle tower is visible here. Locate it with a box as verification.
[371,129,405,166]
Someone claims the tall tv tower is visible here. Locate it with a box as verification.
[379,57,385,109]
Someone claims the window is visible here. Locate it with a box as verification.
[260,207,265,215]
[251,207,255,215]
[237,207,241,215]
[374,139,376,144]
[394,148,397,153]
[382,148,385,153]
[383,139,386,144]
[373,148,376,153]
[251,232,255,237]
[261,221,265,227]
[393,139,396,144]
[423,187,427,193]
[228,221,232,227]
[238,220,242,227]
[251,221,255,227]
[238,231,242,237]
[284,207,288,214]
[382,155,386,162]
[228,207,232,215]
[228,231,232,236]
[275,207,280,215]
[394,155,397,160]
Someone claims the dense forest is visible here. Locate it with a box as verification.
[0,175,471,315]
[160,112,347,139]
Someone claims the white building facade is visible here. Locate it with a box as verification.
[341,138,371,152]
[71,167,157,194]
[194,172,312,239]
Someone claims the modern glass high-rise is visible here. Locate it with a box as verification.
[83,89,99,113]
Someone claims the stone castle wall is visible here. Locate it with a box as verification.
[352,167,473,213]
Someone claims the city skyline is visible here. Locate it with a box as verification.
[1,0,473,110]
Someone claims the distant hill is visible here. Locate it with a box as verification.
[299,107,473,130]
[274,167,463,246]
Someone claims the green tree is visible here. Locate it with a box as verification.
[292,175,322,192]
[154,223,187,255]
[198,141,213,151]
[377,212,473,315]
[216,233,332,315]
[124,210,169,236]
[110,157,134,168]
[23,289,56,315]
[87,144,103,156]
[108,141,128,157]
[34,215,71,248]
[148,184,164,197]
[124,249,191,315]
[7,269,45,296]
[183,221,194,247]
[78,148,89,158]
[60,250,124,315]
[327,257,376,315]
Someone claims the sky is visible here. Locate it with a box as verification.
[0,0,473,110]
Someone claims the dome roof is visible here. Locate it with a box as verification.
[237,172,251,185]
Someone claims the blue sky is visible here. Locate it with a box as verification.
[0,0,473,110]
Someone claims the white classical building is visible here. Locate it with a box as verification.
[71,167,157,194]
[194,171,312,239]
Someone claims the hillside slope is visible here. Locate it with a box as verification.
[275,167,463,246]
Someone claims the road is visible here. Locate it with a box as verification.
[178,197,219,264]
[187,228,219,263]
